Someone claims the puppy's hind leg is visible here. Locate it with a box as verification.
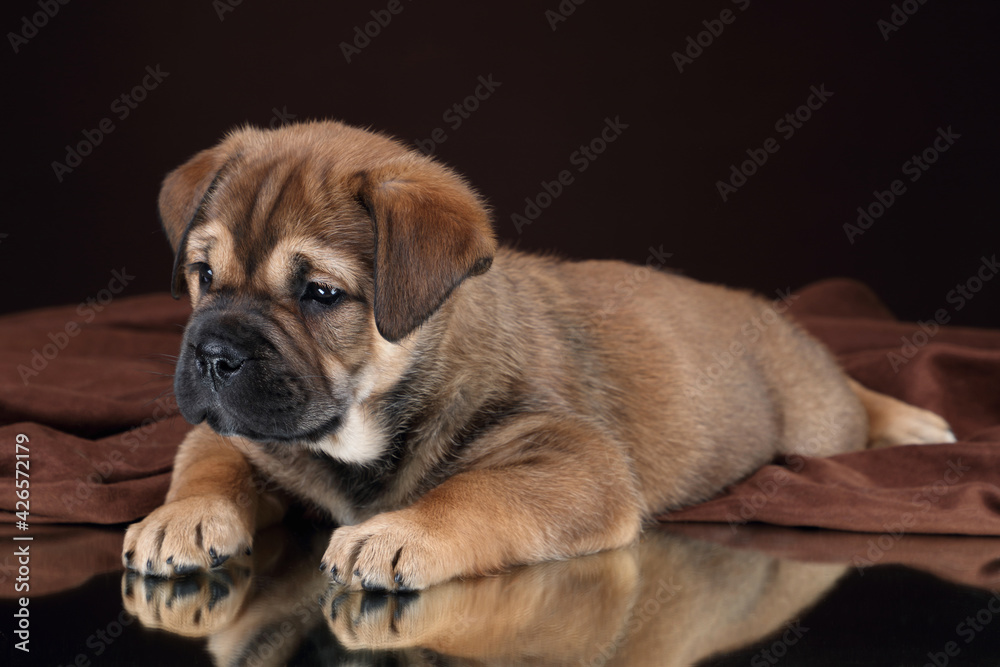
[848,379,957,449]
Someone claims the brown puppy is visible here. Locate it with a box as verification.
[122,120,955,591]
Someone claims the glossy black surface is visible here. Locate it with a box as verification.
[4,520,1000,666]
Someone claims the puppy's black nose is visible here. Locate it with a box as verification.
[195,339,247,389]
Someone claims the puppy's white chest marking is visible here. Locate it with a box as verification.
[307,405,387,464]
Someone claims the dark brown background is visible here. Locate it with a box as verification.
[3,0,998,326]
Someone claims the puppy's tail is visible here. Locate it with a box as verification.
[848,379,957,449]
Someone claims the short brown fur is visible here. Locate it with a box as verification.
[123,120,955,590]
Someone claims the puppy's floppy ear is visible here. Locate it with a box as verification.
[356,163,497,343]
[158,146,231,298]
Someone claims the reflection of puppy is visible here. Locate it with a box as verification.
[121,565,252,637]
[122,120,955,591]
[323,529,849,666]
[124,524,850,667]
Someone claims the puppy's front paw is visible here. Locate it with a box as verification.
[321,512,445,592]
[122,496,252,577]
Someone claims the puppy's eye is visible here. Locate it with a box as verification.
[302,282,343,307]
[188,262,213,290]
[193,263,213,289]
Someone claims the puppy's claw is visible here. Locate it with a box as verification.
[173,562,200,576]
[329,593,347,621]
[360,579,384,593]
[208,548,229,568]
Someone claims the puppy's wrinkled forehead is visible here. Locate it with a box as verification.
[186,152,374,298]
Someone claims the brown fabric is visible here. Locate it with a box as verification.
[0,280,998,535]
[0,295,190,524]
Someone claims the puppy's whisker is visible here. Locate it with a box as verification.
[141,388,177,408]
[139,370,175,378]
[147,352,181,361]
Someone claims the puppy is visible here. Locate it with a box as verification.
[123,120,954,591]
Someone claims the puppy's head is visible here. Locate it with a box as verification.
[160,121,495,445]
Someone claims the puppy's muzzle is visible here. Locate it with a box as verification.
[174,307,285,435]
[174,306,344,443]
